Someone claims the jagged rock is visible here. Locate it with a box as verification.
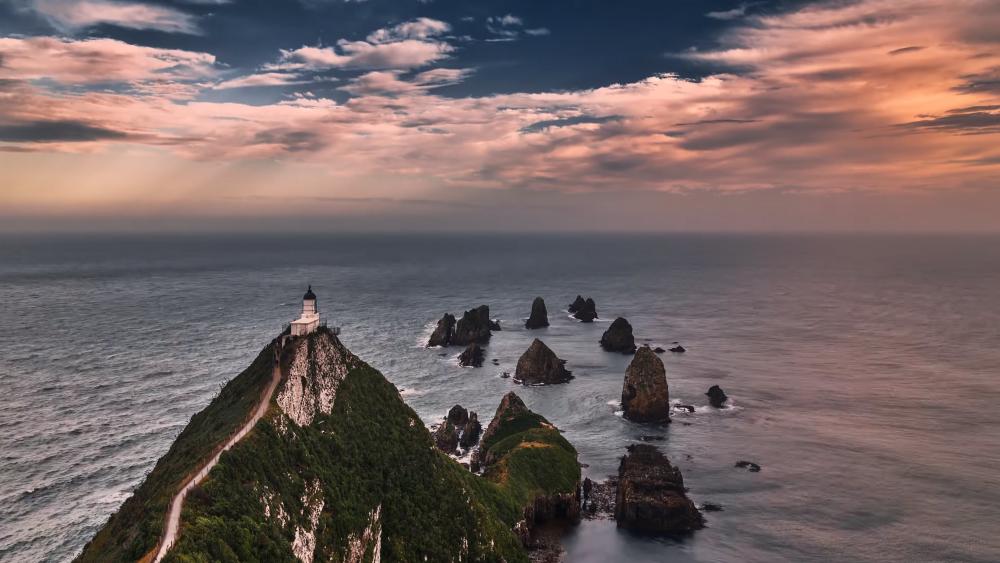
[621,346,670,423]
[458,343,485,367]
[460,412,482,449]
[514,339,573,385]
[525,296,549,329]
[581,477,618,518]
[615,444,703,535]
[706,385,728,408]
[433,420,459,454]
[653,347,666,354]
[427,313,455,347]
[735,460,761,472]
[572,297,598,322]
[478,393,531,461]
[600,317,637,354]
[568,295,587,313]
[673,404,695,413]
[669,344,686,353]
[447,405,469,427]
[453,305,496,346]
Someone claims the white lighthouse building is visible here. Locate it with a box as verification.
[290,285,321,336]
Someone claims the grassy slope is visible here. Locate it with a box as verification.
[163,345,529,563]
[79,330,580,563]
[76,342,277,562]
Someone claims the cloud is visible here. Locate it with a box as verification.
[30,0,200,34]
[706,3,758,21]
[0,36,216,85]
[274,18,454,70]
[2,0,999,201]
[0,119,129,142]
[214,72,310,89]
[485,13,546,41]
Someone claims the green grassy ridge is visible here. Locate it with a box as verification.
[75,341,278,563]
[165,339,530,563]
[478,416,580,513]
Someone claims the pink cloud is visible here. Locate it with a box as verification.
[30,0,200,34]
[2,0,999,206]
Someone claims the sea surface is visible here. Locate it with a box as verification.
[0,233,998,562]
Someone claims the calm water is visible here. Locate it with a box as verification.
[0,234,998,562]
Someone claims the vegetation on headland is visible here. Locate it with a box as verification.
[78,328,581,562]
[76,342,277,562]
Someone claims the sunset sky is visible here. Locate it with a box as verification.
[1,0,999,232]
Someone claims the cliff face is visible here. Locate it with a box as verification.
[78,328,574,563]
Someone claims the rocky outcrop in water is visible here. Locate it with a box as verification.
[600,317,637,354]
[581,477,618,518]
[669,344,686,353]
[459,412,482,449]
[621,346,670,423]
[706,385,728,408]
[452,305,497,346]
[525,297,549,329]
[458,343,485,367]
[735,460,761,472]
[514,339,573,385]
[570,296,598,322]
[433,420,460,454]
[615,444,703,535]
[427,313,455,347]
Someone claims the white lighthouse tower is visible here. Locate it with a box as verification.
[290,285,321,336]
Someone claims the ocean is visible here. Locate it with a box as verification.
[0,233,998,562]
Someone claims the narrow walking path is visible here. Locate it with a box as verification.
[152,350,284,562]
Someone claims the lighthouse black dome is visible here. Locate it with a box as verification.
[303,285,316,301]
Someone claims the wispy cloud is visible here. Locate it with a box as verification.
[30,0,201,34]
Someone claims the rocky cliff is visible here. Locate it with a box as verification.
[78,327,576,563]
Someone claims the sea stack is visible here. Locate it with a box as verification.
[621,346,670,423]
[514,339,573,385]
[572,297,598,322]
[452,305,496,346]
[427,313,456,347]
[600,317,637,354]
[458,343,485,367]
[525,297,549,329]
[615,444,703,535]
[706,385,728,408]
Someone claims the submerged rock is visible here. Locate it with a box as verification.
[706,385,728,408]
[514,339,573,385]
[572,297,598,323]
[701,502,724,512]
[653,347,666,354]
[735,460,761,472]
[621,346,671,423]
[525,296,550,329]
[458,343,485,367]
[453,305,496,346]
[669,344,686,354]
[600,317,637,354]
[673,404,695,413]
[427,313,456,347]
[615,444,703,535]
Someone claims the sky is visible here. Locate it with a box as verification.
[0,0,999,232]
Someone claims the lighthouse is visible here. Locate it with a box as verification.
[290,285,321,336]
